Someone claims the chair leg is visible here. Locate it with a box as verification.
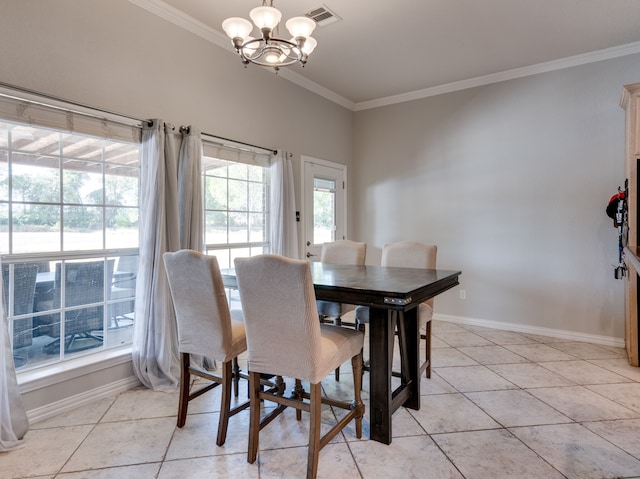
[247,371,262,464]
[177,352,190,428]
[307,382,322,479]
[424,320,432,378]
[217,360,233,446]
[233,356,241,397]
[351,353,364,439]
[334,316,342,381]
[294,379,304,421]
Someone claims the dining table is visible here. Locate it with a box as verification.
[222,261,461,445]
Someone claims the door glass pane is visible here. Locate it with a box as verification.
[313,178,335,244]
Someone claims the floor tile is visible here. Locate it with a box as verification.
[435,365,517,392]
[456,345,529,365]
[435,332,494,348]
[30,397,115,429]
[350,435,463,478]
[527,386,640,422]
[165,411,248,460]
[57,464,161,479]
[521,333,570,343]
[258,442,358,479]
[432,321,468,334]
[100,387,179,422]
[487,363,575,388]
[511,423,640,478]
[158,454,258,479]
[582,419,640,459]
[433,429,565,479]
[548,341,628,360]
[61,417,176,472]
[419,371,459,395]
[0,425,93,478]
[538,360,632,385]
[431,348,479,368]
[589,358,640,381]
[408,393,500,433]
[465,389,571,427]
[472,330,537,345]
[503,343,577,361]
[430,335,450,348]
[587,383,640,414]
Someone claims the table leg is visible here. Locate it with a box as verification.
[399,306,420,410]
[368,306,395,444]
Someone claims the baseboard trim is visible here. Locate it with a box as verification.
[434,313,625,348]
[27,375,141,424]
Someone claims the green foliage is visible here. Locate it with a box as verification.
[9,169,138,230]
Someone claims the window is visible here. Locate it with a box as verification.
[202,143,271,268]
[0,109,141,372]
[313,177,337,244]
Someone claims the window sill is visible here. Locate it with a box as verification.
[17,345,133,394]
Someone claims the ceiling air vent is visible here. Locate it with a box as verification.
[305,5,341,27]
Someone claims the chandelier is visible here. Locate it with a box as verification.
[222,1,317,71]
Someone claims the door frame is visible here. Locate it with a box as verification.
[300,155,348,259]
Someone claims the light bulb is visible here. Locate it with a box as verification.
[285,16,316,38]
[222,17,253,41]
[250,6,282,30]
[300,36,317,55]
[263,47,282,64]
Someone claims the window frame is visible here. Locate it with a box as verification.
[0,93,142,374]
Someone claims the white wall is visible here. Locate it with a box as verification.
[0,0,353,415]
[353,56,640,342]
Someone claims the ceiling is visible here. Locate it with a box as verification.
[144,0,640,110]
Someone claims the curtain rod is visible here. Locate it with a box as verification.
[0,81,277,155]
[201,132,277,155]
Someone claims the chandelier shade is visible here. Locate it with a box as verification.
[222,1,317,71]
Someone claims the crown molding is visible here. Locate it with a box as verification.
[354,41,640,111]
[128,0,355,110]
[130,0,640,113]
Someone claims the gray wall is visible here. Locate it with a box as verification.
[353,56,640,341]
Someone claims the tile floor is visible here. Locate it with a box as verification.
[3,320,640,478]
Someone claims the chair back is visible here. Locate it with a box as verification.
[320,240,366,265]
[163,250,235,361]
[2,263,38,315]
[51,259,115,336]
[382,241,437,307]
[2,263,38,349]
[382,241,436,269]
[235,254,322,381]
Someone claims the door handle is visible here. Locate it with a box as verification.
[306,252,317,258]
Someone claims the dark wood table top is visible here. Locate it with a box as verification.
[309,262,461,309]
[223,262,461,310]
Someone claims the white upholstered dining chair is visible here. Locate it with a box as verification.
[163,249,249,446]
[234,254,365,479]
[316,239,366,380]
[351,241,437,378]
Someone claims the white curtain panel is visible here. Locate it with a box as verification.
[178,128,203,251]
[270,150,299,258]
[0,261,29,451]
[132,120,202,391]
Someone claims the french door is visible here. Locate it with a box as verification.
[302,157,347,261]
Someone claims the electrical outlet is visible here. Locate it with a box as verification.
[459,289,466,300]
